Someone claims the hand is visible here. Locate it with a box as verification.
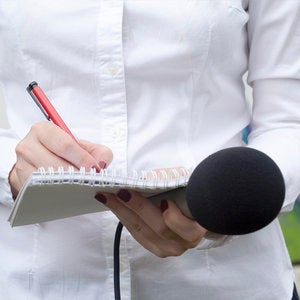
[95,189,207,257]
[9,122,113,198]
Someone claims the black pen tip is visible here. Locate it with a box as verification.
[28,81,38,91]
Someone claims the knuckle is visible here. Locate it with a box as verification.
[128,215,144,233]
[31,122,62,144]
[132,221,144,234]
[155,246,186,258]
[30,121,49,134]
[131,199,146,214]
[30,122,41,134]
[15,140,31,157]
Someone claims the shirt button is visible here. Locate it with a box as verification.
[112,126,122,139]
[106,62,121,76]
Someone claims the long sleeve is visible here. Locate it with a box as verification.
[0,128,19,206]
[246,0,300,212]
[0,2,298,299]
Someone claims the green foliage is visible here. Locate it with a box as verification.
[280,202,300,264]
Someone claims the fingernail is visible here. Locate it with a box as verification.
[160,199,168,213]
[95,193,107,204]
[92,161,106,173]
[99,161,107,169]
[92,165,101,173]
[117,189,131,202]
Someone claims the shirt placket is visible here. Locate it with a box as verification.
[96,0,128,172]
[95,1,130,299]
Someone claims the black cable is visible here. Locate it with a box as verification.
[114,222,124,300]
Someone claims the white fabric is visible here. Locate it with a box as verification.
[0,0,300,299]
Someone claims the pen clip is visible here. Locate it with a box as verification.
[26,86,51,121]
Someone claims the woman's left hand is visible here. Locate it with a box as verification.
[95,189,207,258]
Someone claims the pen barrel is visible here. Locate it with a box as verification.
[31,85,78,142]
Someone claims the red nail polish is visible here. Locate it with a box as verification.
[95,193,107,204]
[117,189,131,202]
[160,199,168,213]
[99,161,107,169]
[92,165,101,173]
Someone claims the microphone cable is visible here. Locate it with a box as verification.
[111,147,286,298]
[113,221,124,300]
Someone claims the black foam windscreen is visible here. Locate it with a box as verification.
[186,147,285,235]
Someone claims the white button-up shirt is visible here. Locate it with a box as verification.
[1,1,300,299]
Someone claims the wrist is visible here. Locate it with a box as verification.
[8,164,19,200]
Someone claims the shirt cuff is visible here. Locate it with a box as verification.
[247,79,300,213]
[196,232,238,250]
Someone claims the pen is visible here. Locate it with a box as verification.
[26,81,78,142]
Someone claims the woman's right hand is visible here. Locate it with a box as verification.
[9,122,113,198]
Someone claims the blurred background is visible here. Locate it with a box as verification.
[0,82,299,290]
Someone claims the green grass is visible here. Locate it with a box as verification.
[279,202,300,264]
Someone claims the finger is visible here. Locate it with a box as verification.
[14,157,39,179]
[12,144,74,197]
[145,167,189,180]
[78,140,113,168]
[16,136,73,170]
[97,192,157,238]
[115,189,181,241]
[30,122,100,170]
[9,158,36,195]
[161,200,207,247]
[96,193,169,253]
[95,193,187,257]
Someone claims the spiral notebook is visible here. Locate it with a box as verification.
[8,166,190,227]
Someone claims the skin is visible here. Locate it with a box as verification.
[100,191,207,257]
[9,121,207,257]
[9,122,113,197]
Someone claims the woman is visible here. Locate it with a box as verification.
[0,1,299,299]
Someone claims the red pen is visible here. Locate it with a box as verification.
[27,81,78,142]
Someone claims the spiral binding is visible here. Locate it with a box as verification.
[35,166,190,189]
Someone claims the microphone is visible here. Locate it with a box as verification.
[185,147,285,235]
